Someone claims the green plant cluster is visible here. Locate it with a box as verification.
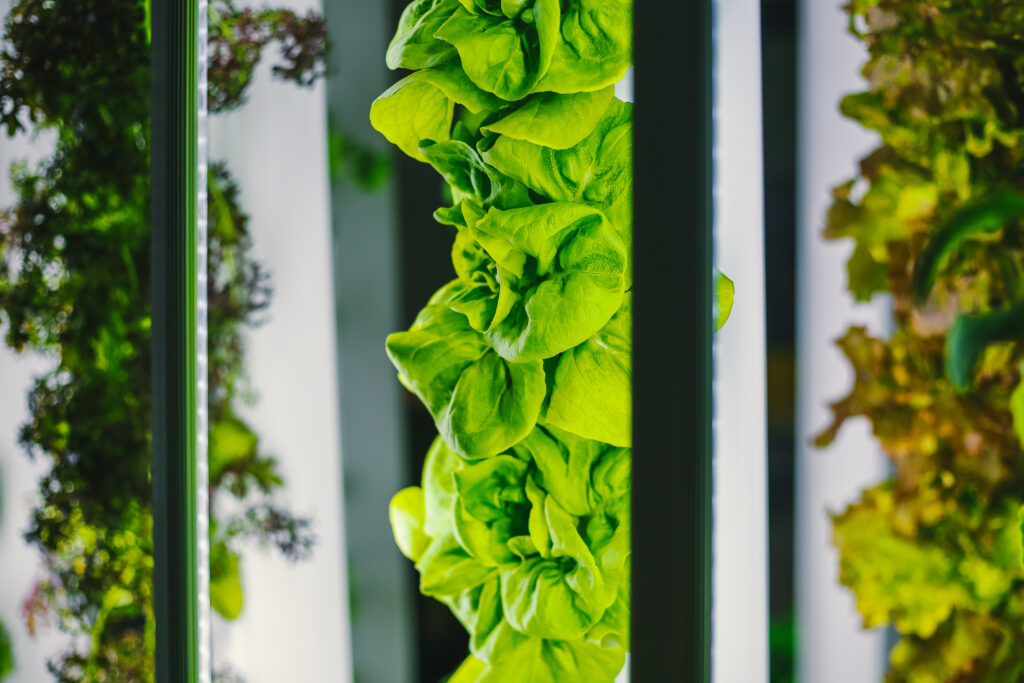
[0,1,326,679]
[370,0,636,680]
[820,2,1024,680]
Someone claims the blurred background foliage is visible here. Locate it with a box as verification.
[821,1,1024,680]
[0,0,339,679]
[0,618,12,681]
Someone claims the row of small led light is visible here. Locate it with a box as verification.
[196,0,212,680]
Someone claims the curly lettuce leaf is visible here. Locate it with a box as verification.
[468,202,627,361]
[452,454,532,566]
[501,428,629,640]
[386,283,546,458]
[823,150,938,302]
[482,99,632,276]
[405,431,630,644]
[434,0,561,101]
[886,612,1003,683]
[833,484,1022,639]
[434,0,630,101]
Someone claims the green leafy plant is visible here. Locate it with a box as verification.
[819,2,1024,680]
[374,1,732,680]
[373,1,632,680]
[0,1,326,679]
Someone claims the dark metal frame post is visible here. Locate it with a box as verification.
[633,0,714,680]
[151,1,200,681]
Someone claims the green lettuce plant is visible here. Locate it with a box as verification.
[374,1,731,680]
[818,2,1024,680]
[371,1,634,680]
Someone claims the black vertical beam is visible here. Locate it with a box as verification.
[151,1,199,681]
[633,0,714,681]
[761,2,799,680]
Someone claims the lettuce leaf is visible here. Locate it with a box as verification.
[390,430,630,668]
[481,86,614,150]
[435,1,560,101]
[483,98,632,278]
[386,283,546,458]
[386,0,461,70]
[532,0,631,95]
[370,63,503,161]
[544,295,631,446]
[467,202,627,361]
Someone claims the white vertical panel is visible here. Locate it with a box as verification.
[712,1,769,681]
[795,1,889,681]
[208,0,352,679]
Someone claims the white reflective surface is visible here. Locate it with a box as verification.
[712,0,769,680]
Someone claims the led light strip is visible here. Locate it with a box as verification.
[196,0,212,680]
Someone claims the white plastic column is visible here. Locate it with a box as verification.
[207,0,353,679]
[712,1,769,681]
[795,1,889,681]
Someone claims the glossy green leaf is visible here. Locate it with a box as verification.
[370,64,503,162]
[468,202,627,361]
[434,1,561,101]
[715,269,734,331]
[387,0,461,70]
[945,300,1024,392]
[481,87,614,150]
[390,487,432,563]
[545,296,631,446]
[912,188,1024,305]
[533,0,632,95]
[482,99,632,276]
[386,283,546,458]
